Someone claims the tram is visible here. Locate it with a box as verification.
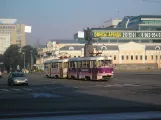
[50,58,69,78]
[44,55,114,80]
[68,56,114,80]
[44,59,52,77]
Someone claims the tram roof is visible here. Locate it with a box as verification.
[52,58,69,63]
[69,56,112,61]
[44,59,53,64]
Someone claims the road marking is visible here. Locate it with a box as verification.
[11,88,21,91]
[131,92,136,94]
[123,84,133,86]
[23,88,32,91]
[0,89,9,92]
[43,87,54,89]
[104,85,113,87]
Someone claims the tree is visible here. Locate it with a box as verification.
[21,45,38,70]
[3,45,22,72]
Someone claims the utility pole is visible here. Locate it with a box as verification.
[23,52,25,69]
[30,50,33,72]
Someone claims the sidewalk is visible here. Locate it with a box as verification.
[114,70,161,75]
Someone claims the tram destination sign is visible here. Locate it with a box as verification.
[92,31,161,38]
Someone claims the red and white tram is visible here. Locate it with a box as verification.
[50,58,69,78]
[44,60,52,77]
[68,56,114,80]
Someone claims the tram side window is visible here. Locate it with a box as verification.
[64,62,68,68]
[59,63,62,68]
[44,64,48,68]
[82,61,86,68]
[80,61,82,68]
[92,60,100,68]
[52,63,58,68]
[70,62,73,68]
[70,62,76,68]
[77,61,80,68]
[86,61,90,68]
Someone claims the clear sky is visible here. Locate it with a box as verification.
[0,0,161,46]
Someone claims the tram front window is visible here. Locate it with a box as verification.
[100,60,112,67]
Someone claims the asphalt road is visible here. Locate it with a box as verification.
[0,72,161,118]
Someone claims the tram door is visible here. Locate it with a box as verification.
[92,60,97,80]
[59,62,63,78]
[76,61,80,79]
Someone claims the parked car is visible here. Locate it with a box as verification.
[8,72,28,86]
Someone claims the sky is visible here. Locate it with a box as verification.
[0,0,161,46]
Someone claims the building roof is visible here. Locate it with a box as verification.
[139,15,161,18]
[49,40,80,44]
[59,45,84,51]
[0,19,17,24]
[146,45,161,50]
[90,27,137,31]
[59,44,161,51]
[59,45,119,51]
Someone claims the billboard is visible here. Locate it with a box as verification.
[25,26,32,33]
[78,31,84,38]
[92,31,161,39]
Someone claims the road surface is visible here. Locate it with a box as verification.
[0,72,161,118]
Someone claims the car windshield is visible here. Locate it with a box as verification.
[12,73,26,77]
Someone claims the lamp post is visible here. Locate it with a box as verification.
[30,50,33,72]
[23,52,25,69]
[9,56,12,72]
[155,46,160,69]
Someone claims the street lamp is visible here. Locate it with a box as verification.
[23,52,25,69]
[30,50,33,71]
[155,46,160,69]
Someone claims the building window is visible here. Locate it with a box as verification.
[140,55,142,60]
[114,55,116,60]
[126,55,128,60]
[156,55,158,60]
[136,55,138,60]
[151,55,153,60]
[131,55,133,60]
[145,55,147,60]
[122,55,124,60]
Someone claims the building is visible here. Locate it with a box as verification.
[103,19,122,28]
[0,19,26,54]
[36,15,161,70]
[73,15,161,68]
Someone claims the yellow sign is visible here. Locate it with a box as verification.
[93,32,121,38]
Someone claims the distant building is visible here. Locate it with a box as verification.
[103,19,122,28]
[0,19,26,54]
